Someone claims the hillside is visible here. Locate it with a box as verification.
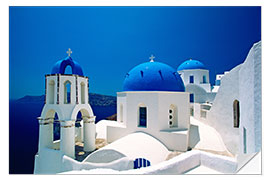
[15,93,116,107]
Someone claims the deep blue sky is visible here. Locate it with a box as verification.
[9,6,261,99]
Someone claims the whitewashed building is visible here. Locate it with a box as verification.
[107,56,190,152]
[34,50,96,173]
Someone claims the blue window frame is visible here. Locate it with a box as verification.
[139,107,147,127]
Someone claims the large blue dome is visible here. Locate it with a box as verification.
[51,56,84,76]
[123,61,185,92]
[177,59,206,71]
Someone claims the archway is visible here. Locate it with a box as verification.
[72,107,96,160]
[80,82,86,104]
[233,100,240,128]
[48,80,55,104]
[64,80,71,104]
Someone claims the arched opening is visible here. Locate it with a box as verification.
[81,82,85,104]
[64,65,73,74]
[64,80,71,104]
[73,109,94,161]
[134,158,151,169]
[169,104,178,128]
[120,104,123,123]
[43,109,61,150]
[53,113,60,141]
[138,104,147,128]
[48,80,55,104]
[233,100,240,128]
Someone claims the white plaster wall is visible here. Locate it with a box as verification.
[205,41,261,155]
[34,148,133,174]
[107,91,190,151]
[205,65,241,155]
[178,69,211,92]
[86,150,237,174]
[92,132,170,165]
[239,41,261,153]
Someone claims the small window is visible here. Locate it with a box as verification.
[189,76,194,83]
[169,109,173,113]
[190,94,194,103]
[203,75,207,83]
[233,100,240,128]
[139,107,147,127]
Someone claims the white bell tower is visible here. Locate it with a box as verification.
[37,49,96,159]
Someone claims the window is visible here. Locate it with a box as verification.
[190,93,194,103]
[203,75,207,83]
[233,100,240,128]
[243,127,247,153]
[81,82,85,104]
[120,104,123,123]
[189,76,194,83]
[139,107,147,127]
[64,81,71,104]
[48,80,55,104]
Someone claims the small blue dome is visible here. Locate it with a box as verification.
[123,61,185,92]
[51,56,84,76]
[177,59,206,71]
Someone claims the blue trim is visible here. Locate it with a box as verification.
[51,56,84,76]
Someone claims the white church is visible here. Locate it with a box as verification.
[34,42,261,174]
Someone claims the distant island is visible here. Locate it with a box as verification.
[15,93,116,107]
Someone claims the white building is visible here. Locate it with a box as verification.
[177,59,217,120]
[106,57,190,152]
[205,41,261,159]
[34,51,96,174]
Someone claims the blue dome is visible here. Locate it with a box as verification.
[123,61,185,92]
[51,56,84,76]
[177,59,206,71]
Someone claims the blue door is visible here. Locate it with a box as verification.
[134,158,151,169]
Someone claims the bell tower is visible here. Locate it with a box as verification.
[37,49,96,159]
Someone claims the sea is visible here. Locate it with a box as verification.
[9,100,116,174]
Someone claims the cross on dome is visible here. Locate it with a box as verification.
[149,54,155,62]
[66,48,72,57]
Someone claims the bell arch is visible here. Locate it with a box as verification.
[80,82,86,104]
[48,80,55,104]
[71,105,95,152]
[64,80,72,104]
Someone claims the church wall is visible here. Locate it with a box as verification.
[239,41,261,154]
[205,64,241,155]
[158,92,190,130]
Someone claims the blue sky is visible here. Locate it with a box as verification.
[9,6,261,99]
